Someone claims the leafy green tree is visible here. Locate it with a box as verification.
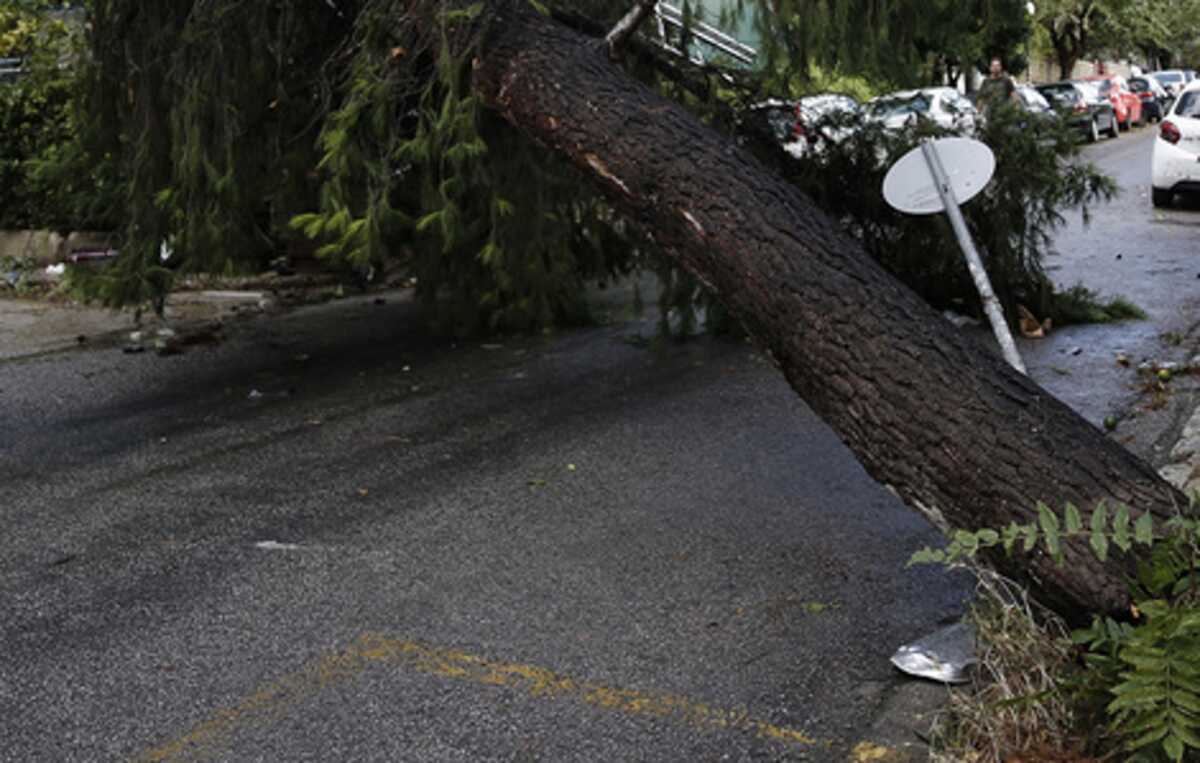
[0,2,78,229]
[1107,0,1200,69]
[1034,0,1133,79]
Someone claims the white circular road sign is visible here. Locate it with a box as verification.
[882,137,995,215]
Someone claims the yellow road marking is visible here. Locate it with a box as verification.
[138,633,823,761]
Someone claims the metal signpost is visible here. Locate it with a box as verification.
[883,137,1026,375]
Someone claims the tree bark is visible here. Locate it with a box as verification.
[472,1,1188,622]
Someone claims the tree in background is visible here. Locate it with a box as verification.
[0,1,79,229]
[1107,0,1200,70]
[1033,0,1136,79]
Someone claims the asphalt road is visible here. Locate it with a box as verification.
[2,123,1188,763]
[2,283,969,761]
[1017,124,1200,456]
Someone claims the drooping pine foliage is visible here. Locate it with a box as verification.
[290,1,639,334]
[716,0,1031,94]
[51,0,1109,333]
[68,1,353,310]
[66,0,647,332]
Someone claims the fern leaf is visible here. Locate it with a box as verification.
[1065,503,1082,534]
[1126,721,1169,751]
[1090,529,1109,562]
[1164,734,1185,762]
[1136,512,1156,546]
[1114,505,1132,551]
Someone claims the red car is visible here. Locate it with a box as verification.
[1083,74,1144,130]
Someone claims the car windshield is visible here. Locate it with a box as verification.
[799,95,858,121]
[1038,85,1078,105]
[1130,79,1149,92]
[1175,91,1200,119]
[1019,88,1050,110]
[868,94,931,118]
[1094,80,1112,95]
[1157,72,1184,84]
[1075,82,1100,99]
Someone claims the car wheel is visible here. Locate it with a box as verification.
[1088,117,1100,143]
[1152,187,1172,208]
[1107,115,1119,138]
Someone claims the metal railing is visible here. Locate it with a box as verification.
[653,3,756,66]
[0,57,25,82]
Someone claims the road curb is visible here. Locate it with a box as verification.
[1158,400,1200,497]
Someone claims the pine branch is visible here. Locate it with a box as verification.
[604,0,658,60]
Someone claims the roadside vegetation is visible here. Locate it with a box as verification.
[915,502,1200,762]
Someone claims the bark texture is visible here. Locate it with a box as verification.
[472,1,1187,621]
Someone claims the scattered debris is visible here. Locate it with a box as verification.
[941,310,979,329]
[1067,346,1082,356]
[248,389,264,399]
[1115,353,1131,367]
[891,622,977,684]
[254,540,303,551]
[1016,304,1051,339]
[154,327,181,356]
[67,248,118,264]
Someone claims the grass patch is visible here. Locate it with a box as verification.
[928,570,1095,762]
[1052,284,1147,326]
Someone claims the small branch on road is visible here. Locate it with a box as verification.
[605,0,658,60]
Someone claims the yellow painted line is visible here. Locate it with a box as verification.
[138,633,824,761]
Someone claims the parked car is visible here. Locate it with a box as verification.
[1151,80,1200,207]
[1015,85,1054,117]
[1083,74,1144,129]
[865,87,977,132]
[1035,80,1118,142]
[745,98,805,156]
[744,94,861,158]
[1150,69,1189,98]
[793,93,860,156]
[1129,76,1170,122]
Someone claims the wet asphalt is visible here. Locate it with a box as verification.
[1,124,1190,763]
[1,287,968,761]
[1017,126,1200,461]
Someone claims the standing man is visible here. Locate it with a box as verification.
[979,56,1019,112]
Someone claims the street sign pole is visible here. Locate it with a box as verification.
[918,140,1026,375]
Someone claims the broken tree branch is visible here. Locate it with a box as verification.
[605,0,659,60]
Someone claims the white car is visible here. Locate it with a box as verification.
[791,93,860,157]
[747,94,860,158]
[1151,80,1200,207]
[865,87,978,133]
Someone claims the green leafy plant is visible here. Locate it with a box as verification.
[912,501,1200,761]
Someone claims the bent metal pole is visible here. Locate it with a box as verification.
[919,139,1027,375]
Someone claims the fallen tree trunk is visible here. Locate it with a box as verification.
[471,1,1187,621]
